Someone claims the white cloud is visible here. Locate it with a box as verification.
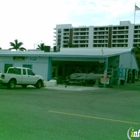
[0,0,140,49]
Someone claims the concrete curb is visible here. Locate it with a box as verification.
[44,85,99,91]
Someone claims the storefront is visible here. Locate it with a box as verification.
[0,48,139,85]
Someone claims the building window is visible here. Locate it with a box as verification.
[64,29,69,32]
[58,29,61,33]
[23,64,32,69]
[4,64,13,73]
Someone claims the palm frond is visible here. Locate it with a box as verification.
[37,43,45,51]
[9,39,25,51]
[19,47,26,51]
[10,42,16,47]
[9,48,15,50]
[18,42,23,47]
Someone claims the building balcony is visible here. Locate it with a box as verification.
[73,34,89,36]
[112,29,129,31]
[73,30,89,33]
[73,42,88,44]
[112,42,128,44]
[93,37,108,40]
[93,30,109,32]
[93,34,109,36]
[112,38,128,41]
[63,42,69,45]
[133,32,140,35]
[112,44,128,47]
[63,35,69,37]
[63,39,69,41]
[93,42,108,44]
[134,25,140,29]
[94,27,108,31]
[134,29,140,31]
[112,32,128,35]
[112,37,128,39]
[73,38,89,41]
[133,41,140,43]
[93,44,108,47]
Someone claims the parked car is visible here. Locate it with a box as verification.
[0,67,45,89]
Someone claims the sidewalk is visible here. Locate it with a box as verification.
[44,84,99,91]
[44,82,140,91]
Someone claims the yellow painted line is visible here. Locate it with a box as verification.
[49,110,139,125]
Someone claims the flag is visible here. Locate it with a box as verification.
[135,5,140,11]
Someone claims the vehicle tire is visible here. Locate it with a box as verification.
[8,79,16,89]
[36,80,42,89]
[22,85,27,88]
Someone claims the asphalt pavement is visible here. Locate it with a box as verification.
[0,81,140,140]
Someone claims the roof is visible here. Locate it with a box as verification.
[8,67,31,69]
[58,48,132,57]
[0,48,132,58]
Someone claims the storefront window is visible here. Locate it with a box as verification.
[4,64,13,73]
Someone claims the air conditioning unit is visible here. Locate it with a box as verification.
[53,46,60,52]
[44,46,50,52]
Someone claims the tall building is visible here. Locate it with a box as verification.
[54,21,140,49]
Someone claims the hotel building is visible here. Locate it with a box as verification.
[54,21,140,49]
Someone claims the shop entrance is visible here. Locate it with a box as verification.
[52,61,105,83]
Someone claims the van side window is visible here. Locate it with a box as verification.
[8,68,21,75]
[27,69,34,76]
[16,68,21,75]
[23,69,26,75]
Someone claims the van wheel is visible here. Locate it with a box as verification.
[36,80,42,89]
[8,79,16,89]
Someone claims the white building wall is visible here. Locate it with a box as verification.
[88,26,93,48]
[32,63,48,79]
[0,57,13,72]
[119,53,139,70]
[119,53,131,68]
[0,56,48,80]
[61,29,64,48]
[128,24,134,48]
[0,63,4,73]
[56,24,72,29]
[55,24,72,48]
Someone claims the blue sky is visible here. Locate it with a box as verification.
[0,0,140,49]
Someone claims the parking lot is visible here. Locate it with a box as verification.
[0,82,140,140]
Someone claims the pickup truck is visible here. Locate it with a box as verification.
[0,67,45,89]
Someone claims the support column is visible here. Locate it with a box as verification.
[104,57,108,87]
[47,57,52,81]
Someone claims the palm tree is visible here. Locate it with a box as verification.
[9,39,26,51]
[67,42,75,48]
[131,46,140,68]
[36,43,45,51]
